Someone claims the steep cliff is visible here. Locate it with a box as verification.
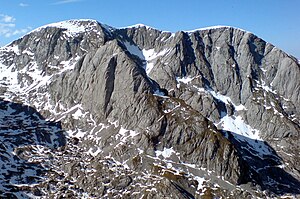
[0,19,299,198]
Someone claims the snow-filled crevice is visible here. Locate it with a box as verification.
[122,40,170,98]
[178,80,275,158]
[208,88,275,157]
[186,84,283,172]
[123,41,169,75]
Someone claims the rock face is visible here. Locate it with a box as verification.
[0,20,299,198]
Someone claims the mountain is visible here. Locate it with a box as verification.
[0,19,299,198]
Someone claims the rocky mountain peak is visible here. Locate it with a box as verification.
[0,19,299,198]
[124,23,157,30]
[28,19,116,40]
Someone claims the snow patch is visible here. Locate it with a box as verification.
[208,89,247,111]
[256,80,277,94]
[193,85,247,111]
[155,147,175,158]
[142,48,169,74]
[216,115,260,140]
[67,129,86,138]
[176,76,194,84]
[215,115,273,156]
[30,19,104,38]
[72,107,86,120]
[123,40,169,75]
[0,45,20,55]
[123,41,144,60]
[59,56,81,73]
[116,127,139,143]
[176,75,201,89]
[235,104,247,111]
[194,176,206,190]
[153,89,169,98]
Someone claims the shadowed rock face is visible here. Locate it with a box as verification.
[0,99,66,198]
[0,20,299,198]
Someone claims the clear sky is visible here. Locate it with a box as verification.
[0,0,299,58]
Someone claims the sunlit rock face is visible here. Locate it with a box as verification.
[0,19,299,198]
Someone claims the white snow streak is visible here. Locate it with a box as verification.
[207,89,247,110]
[176,76,194,88]
[216,115,260,140]
[117,127,139,143]
[185,83,247,112]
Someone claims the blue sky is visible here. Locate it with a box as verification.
[0,0,299,58]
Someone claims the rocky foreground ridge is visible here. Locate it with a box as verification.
[0,19,299,198]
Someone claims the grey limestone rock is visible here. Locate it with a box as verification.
[0,20,299,198]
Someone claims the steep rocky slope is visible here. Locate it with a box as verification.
[0,19,299,198]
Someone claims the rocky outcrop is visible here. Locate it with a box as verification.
[0,20,299,198]
[0,99,66,198]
